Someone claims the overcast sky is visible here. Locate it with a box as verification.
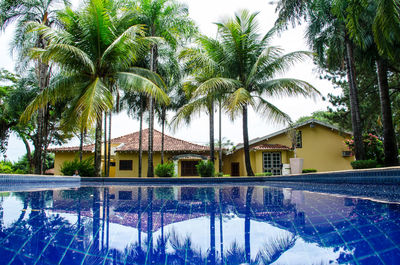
[1,0,338,161]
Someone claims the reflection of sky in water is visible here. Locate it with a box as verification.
[55,212,348,265]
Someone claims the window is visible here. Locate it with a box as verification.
[231,162,240,176]
[296,131,302,148]
[263,152,282,175]
[110,162,116,167]
[118,191,132,200]
[119,160,132,170]
[181,161,199,176]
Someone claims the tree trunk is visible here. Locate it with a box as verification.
[147,97,154,177]
[139,101,143,178]
[376,58,399,166]
[103,111,107,177]
[94,115,102,177]
[344,35,365,160]
[218,101,223,173]
[79,130,84,162]
[161,106,166,164]
[242,106,254,176]
[147,44,158,178]
[107,112,111,177]
[209,102,215,165]
[20,134,34,173]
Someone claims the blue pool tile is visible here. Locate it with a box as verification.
[369,235,395,252]
[358,255,384,265]
[347,240,374,259]
[380,248,400,264]
[341,228,363,243]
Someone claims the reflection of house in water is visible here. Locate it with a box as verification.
[51,186,359,252]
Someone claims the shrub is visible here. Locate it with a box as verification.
[302,168,317,173]
[215,172,223,177]
[255,172,273,176]
[196,160,214,177]
[345,134,384,164]
[0,162,13,174]
[223,174,231,177]
[351,159,378,169]
[61,157,95,177]
[155,162,175,178]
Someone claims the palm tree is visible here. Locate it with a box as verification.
[334,0,399,166]
[213,10,319,176]
[276,0,367,162]
[0,0,70,174]
[175,35,237,169]
[20,0,170,176]
[133,0,197,177]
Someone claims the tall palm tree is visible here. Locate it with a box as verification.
[212,10,319,176]
[276,0,367,162]
[175,35,237,169]
[133,0,197,177]
[334,0,399,166]
[0,0,70,174]
[21,0,170,176]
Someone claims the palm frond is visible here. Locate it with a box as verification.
[118,71,170,105]
[254,96,292,125]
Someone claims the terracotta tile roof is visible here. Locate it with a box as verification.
[49,129,209,153]
[251,144,291,151]
[117,129,209,152]
[48,144,95,152]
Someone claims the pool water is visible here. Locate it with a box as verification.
[0,185,399,264]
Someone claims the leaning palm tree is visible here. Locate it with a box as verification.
[21,0,169,176]
[196,10,320,176]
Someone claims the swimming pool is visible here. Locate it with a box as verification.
[0,184,399,264]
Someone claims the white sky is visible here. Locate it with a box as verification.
[1,0,338,161]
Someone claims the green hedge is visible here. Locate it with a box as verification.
[351,159,378,169]
[255,172,273,176]
[196,160,214,177]
[302,168,317,173]
[61,157,95,177]
[155,162,175,177]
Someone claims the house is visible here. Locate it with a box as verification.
[50,129,219,177]
[222,119,354,176]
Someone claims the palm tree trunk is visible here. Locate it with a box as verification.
[242,106,254,176]
[218,101,223,173]
[147,97,154,177]
[344,35,365,160]
[209,102,215,164]
[161,106,166,164]
[94,115,102,177]
[103,112,107,176]
[147,44,158,178]
[107,112,112,177]
[139,101,143,178]
[376,58,399,166]
[79,130,84,162]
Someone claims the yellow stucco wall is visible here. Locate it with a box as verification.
[53,152,93,175]
[52,150,220,177]
[225,123,353,175]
